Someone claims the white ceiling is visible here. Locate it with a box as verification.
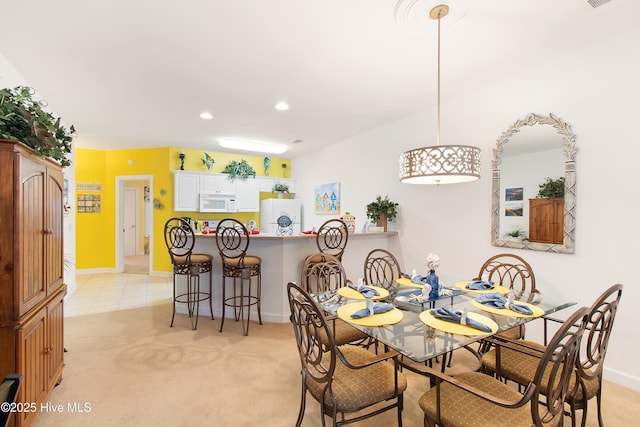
[0,0,636,159]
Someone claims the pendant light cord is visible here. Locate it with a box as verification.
[436,9,442,147]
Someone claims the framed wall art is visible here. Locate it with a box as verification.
[314,182,340,214]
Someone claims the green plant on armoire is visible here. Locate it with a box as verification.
[0,86,75,167]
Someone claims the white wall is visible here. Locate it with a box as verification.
[292,25,640,390]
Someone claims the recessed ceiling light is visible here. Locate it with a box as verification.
[219,138,287,154]
[275,102,289,111]
[199,112,214,120]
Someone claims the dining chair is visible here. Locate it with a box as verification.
[301,253,370,347]
[475,253,540,344]
[480,284,623,427]
[475,253,540,302]
[419,305,589,427]
[215,218,262,336]
[0,374,22,427]
[164,217,214,330]
[363,248,402,301]
[287,282,407,427]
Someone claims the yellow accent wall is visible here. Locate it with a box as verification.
[75,147,290,273]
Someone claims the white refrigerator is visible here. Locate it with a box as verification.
[260,198,301,236]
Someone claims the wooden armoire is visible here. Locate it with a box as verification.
[0,140,66,427]
[528,197,564,244]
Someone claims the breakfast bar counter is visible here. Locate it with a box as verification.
[191,231,398,323]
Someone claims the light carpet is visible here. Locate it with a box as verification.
[33,303,638,426]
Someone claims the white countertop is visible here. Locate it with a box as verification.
[195,231,397,240]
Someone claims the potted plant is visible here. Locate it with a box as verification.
[222,159,256,180]
[536,176,565,199]
[0,86,75,167]
[504,226,527,241]
[366,195,399,232]
[272,182,290,198]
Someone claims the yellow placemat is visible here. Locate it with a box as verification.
[337,302,404,327]
[419,310,498,336]
[397,277,423,289]
[471,299,544,318]
[454,281,510,295]
[337,286,389,301]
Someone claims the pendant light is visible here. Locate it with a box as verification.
[399,4,480,185]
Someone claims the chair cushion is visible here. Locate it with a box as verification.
[306,253,326,264]
[223,255,261,267]
[419,372,531,427]
[174,253,213,265]
[306,345,407,412]
[496,324,525,341]
[481,342,600,401]
[320,319,369,347]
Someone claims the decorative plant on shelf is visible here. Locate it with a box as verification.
[222,159,256,180]
[366,195,399,232]
[0,86,75,167]
[536,176,565,199]
[272,182,290,194]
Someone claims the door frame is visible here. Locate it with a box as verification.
[115,175,153,274]
[123,187,139,256]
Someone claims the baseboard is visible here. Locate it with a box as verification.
[76,268,117,275]
[152,271,172,278]
[604,366,640,392]
[174,306,289,324]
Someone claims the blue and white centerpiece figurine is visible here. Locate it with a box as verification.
[425,253,441,300]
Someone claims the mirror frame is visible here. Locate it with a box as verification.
[491,113,577,254]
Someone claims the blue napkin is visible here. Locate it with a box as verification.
[476,292,533,315]
[430,307,492,332]
[350,302,395,319]
[466,280,495,290]
[348,282,380,298]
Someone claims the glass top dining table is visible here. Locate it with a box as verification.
[320,284,576,363]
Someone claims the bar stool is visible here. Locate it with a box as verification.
[302,219,349,290]
[315,219,349,260]
[215,218,262,336]
[164,217,213,330]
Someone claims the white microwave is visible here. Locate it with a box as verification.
[199,193,237,213]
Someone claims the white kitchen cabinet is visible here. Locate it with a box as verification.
[257,177,275,192]
[174,171,200,211]
[236,178,260,212]
[257,177,295,194]
[200,173,236,194]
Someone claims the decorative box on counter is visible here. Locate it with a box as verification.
[340,212,356,234]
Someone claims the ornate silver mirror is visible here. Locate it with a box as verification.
[491,113,577,253]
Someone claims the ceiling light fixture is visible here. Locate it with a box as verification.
[199,112,214,120]
[219,138,287,154]
[399,4,480,185]
[275,101,289,111]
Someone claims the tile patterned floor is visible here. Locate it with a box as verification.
[65,273,172,317]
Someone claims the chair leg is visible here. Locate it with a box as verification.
[256,272,262,325]
[190,272,200,330]
[219,276,227,333]
[240,272,251,336]
[208,268,214,320]
[596,387,604,427]
[170,273,177,327]
[397,393,404,426]
[295,376,307,427]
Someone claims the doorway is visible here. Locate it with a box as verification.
[116,176,153,274]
